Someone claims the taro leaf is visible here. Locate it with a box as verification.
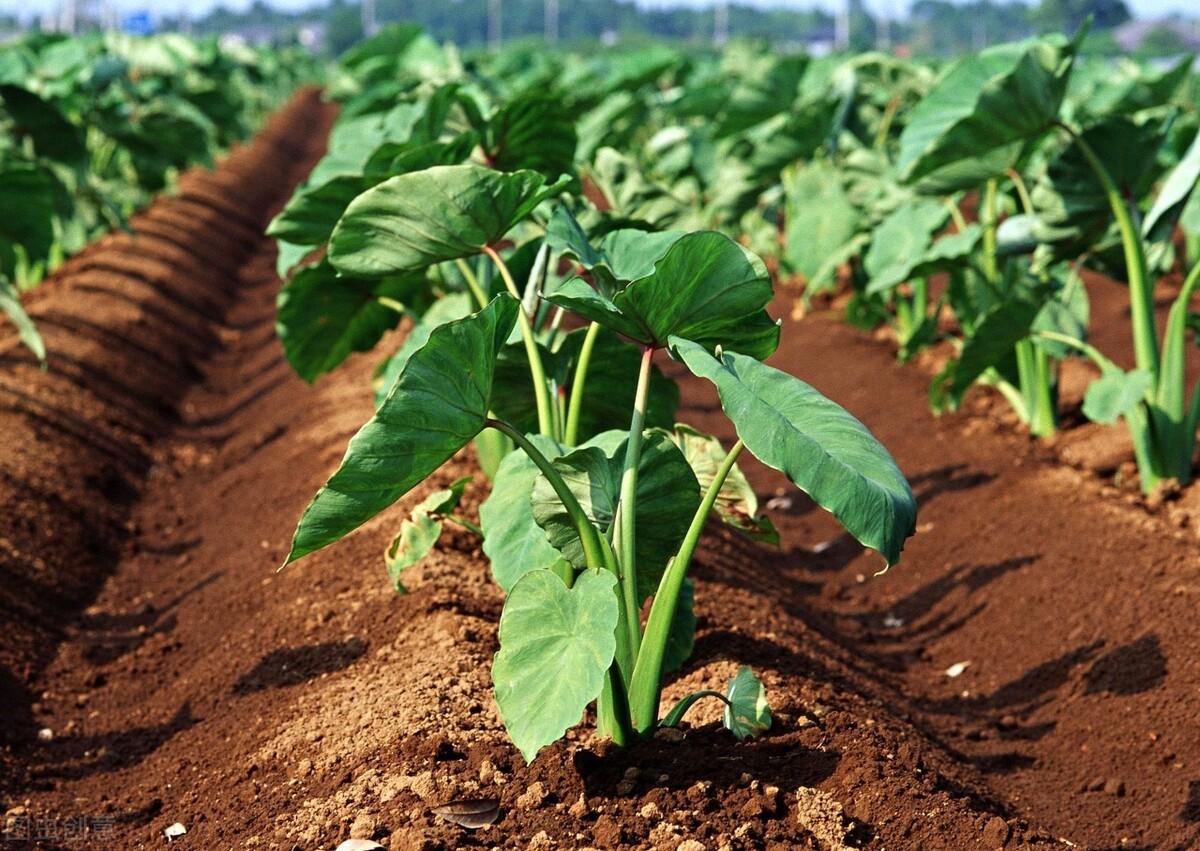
[374,293,474,406]
[863,199,950,295]
[489,327,679,441]
[267,175,372,246]
[0,160,64,277]
[276,259,429,383]
[545,206,684,295]
[672,338,915,565]
[663,578,696,674]
[672,424,777,544]
[723,666,772,741]
[431,798,500,829]
[329,165,571,278]
[276,241,316,279]
[1083,369,1153,425]
[284,295,519,563]
[0,85,86,166]
[1031,268,1089,358]
[480,432,570,592]
[930,294,1042,413]
[531,429,700,601]
[485,91,578,177]
[547,231,779,360]
[896,36,1076,193]
[492,568,620,762]
[383,476,471,592]
[783,160,861,291]
[1143,129,1200,245]
[0,276,44,364]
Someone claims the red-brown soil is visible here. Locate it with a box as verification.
[1,105,1198,850]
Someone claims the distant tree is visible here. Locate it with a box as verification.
[327,0,364,54]
[1029,0,1131,34]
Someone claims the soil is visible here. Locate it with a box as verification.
[1,100,1198,851]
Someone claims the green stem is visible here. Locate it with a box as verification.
[660,690,730,729]
[628,439,744,733]
[445,514,484,538]
[613,346,654,663]
[1058,122,1159,379]
[485,418,604,579]
[874,96,900,152]
[564,322,602,446]
[1006,168,1035,216]
[945,198,969,233]
[982,179,1000,284]
[482,246,556,438]
[454,258,489,310]
[377,296,407,314]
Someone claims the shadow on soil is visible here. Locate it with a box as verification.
[232,637,368,695]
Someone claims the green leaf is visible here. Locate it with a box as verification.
[276,260,427,383]
[897,36,1076,192]
[931,294,1043,412]
[480,433,570,592]
[546,206,684,295]
[267,175,372,246]
[329,165,570,278]
[863,200,951,295]
[0,276,44,363]
[547,231,779,360]
[373,293,475,407]
[276,241,315,279]
[1083,369,1153,425]
[0,85,86,166]
[1144,128,1200,244]
[485,91,578,177]
[284,295,520,563]
[783,160,861,291]
[672,338,915,565]
[383,476,471,592]
[723,666,772,741]
[672,425,777,544]
[531,429,700,600]
[492,569,620,762]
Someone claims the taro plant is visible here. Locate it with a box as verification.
[281,171,917,760]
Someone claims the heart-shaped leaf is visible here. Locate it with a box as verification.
[531,429,700,600]
[897,35,1077,192]
[276,259,430,383]
[547,231,779,360]
[493,569,620,762]
[863,200,951,295]
[484,91,578,176]
[546,206,685,295]
[329,165,570,278]
[267,175,373,246]
[480,433,570,592]
[783,159,862,291]
[285,295,519,563]
[1083,369,1153,425]
[723,666,772,740]
[672,338,915,565]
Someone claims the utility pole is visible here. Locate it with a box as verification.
[713,0,729,47]
[545,0,559,43]
[362,0,377,38]
[834,0,850,51]
[488,0,502,49]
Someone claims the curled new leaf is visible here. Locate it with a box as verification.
[284,295,519,564]
[723,666,772,740]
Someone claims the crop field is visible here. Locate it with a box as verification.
[1,19,1198,851]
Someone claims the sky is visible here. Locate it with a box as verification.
[4,0,1197,22]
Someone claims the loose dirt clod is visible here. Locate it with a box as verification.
[795,787,851,851]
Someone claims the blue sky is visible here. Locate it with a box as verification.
[6,0,1196,21]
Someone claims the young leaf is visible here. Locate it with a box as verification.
[672,425,777,544]
[0,276,45,364]
[480,433,570,592]
[383,477,471,592]
[547,231,779,360]
[492,569,620,762]
[531,430,700,600]
[546,207,684,295]
[1083,369,1154,425]
[276,260,428,383]
[672,338,916,565]
[329,165,570,277]
[284,295,519,564]
[896,36,1076,192]
[723,666,772,741]
[931,294,1043,412]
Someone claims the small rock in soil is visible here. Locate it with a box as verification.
[982,815,1010,847]
[36,728,53,742]
[568,794,588,819]
[638,801,662,820]
[349,813,377,839]
[335,841,384,851]
[795,787,851,851]
[516,781,549,810]
[163,822,187,840]
[528,829,554,850]
[677,841,706,851]
[1104,778,1126,797]
[592,813,623,847]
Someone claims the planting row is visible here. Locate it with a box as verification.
[266,25,1198,764]
[0,30,319,359]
